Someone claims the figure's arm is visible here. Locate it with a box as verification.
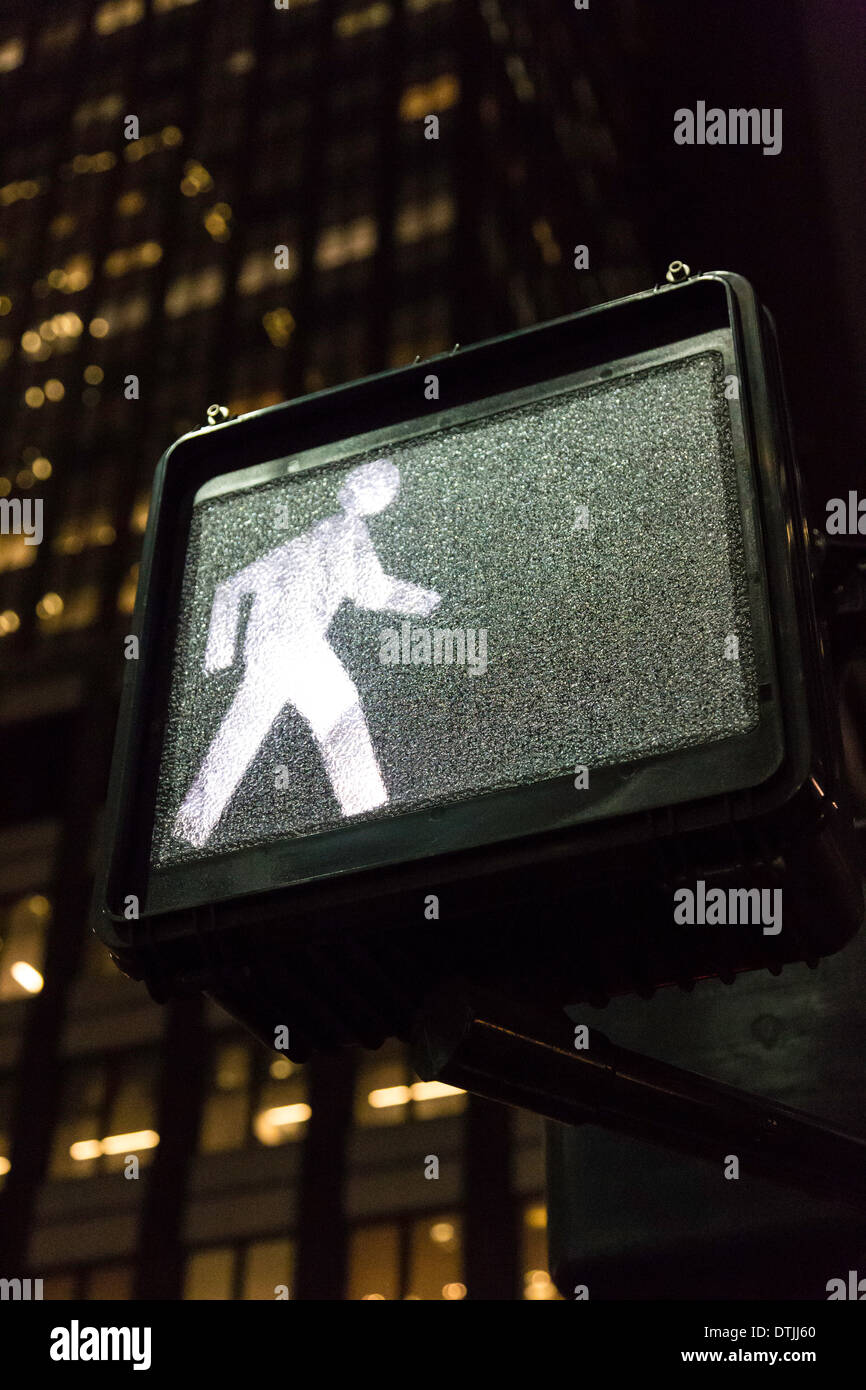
[352,535,441,616]
[204,569,250,672]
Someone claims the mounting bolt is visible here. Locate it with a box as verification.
[206,403,231,426]
[665,260,691,283]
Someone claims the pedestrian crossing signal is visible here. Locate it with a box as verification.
[96,273,862,1059]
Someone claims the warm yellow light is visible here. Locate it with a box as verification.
[11,961,44,993]
[0,296,11,315]
[83,365,103,385]
[430,1221,455,1245]
[0,610,21,635]
[262,1103,310,1127]
[525,1204,547,1229]
[70,1139,102,1162]
[161,125,183,147]
[101,1129,159,1155]
[0,1156,10,1176]
[129,495,149,532]
[44,378,65,401]
[524,1269,558,1300]
[254,1102,311,1145]
[89,317,109,337]
[16,469,34,489]
[262,307,295,347]
[36,592,64,619]
[367,1085,412,1109]
[24,387,45,408]
[27,894,52,917]
[400,73,460,121]
[116,191,145,216]
[410,1081,464,1103]
[50,214,77,238]
[180,160,212,196]
[21,331,41,353]
[31,457,52,480]
[269,1057,293,1079]
[361,1293,386,1300]
[442,1282,467,1300]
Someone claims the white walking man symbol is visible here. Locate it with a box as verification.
[173,459,441,848]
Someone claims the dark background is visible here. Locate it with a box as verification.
[0,0,863,1300]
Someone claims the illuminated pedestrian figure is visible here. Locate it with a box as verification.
[173,459,441,848]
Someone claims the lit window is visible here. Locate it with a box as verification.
[348,1224,400,1300]
[532,219,562,265]
[129,492,149,533]
[262,307,295,348]
[225,49,255,75]
[85,1265,134,1301]
[505,52,535,103]
[237,247,297,296]
[242,1239,294,1301]
[184,1247,234,1300]
[39,253,93,294]
[125,127,182,162]
[53,509,116,555]
[335,3,392,39]
[253,1072,309,1146]
[36,585,100,633]
[94,0,145,37]
[165,267,224,318]
[116,190,146,216]
[103,240,163,276]
[73,93,124,128]
[399,73,459,121]
[199,1040,251,1153]
[0,532,38,573]
[117,562,139,615]
[407,1216,463,1299]
[65,150,117,176]
[203,203,232,242]
[521,1202,561,1299]
[0,38,24,73]
[0,180,41,207]
[179,159,213,196]
[89,294,149,335]
[394,194,455,244]
[51,1056,159,1181]
[314,217,377,270]
[355,1040,408,1127]
[49,212,76,237]
[0,895,51,999]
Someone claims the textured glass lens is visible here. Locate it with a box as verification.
[151,349,758,868]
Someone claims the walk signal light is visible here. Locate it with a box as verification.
[95,273,862,1059]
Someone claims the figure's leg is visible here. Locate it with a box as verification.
[286,641,388,816]
[174,672,285,847]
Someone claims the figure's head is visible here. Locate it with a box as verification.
[338,459,400,517]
